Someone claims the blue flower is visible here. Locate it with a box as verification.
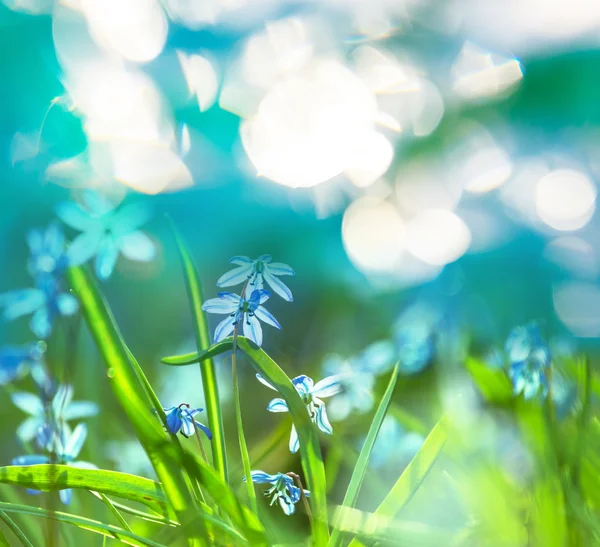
[505,324,551,400]
[12,423,97,505]
[11,384,98,445]
[0,343,44,386]
[57,190,156,280]
[202,289,281,347]
[393,304,438,375]
[217,255,295,302]
[257,373,341,453]
[359,340,397,375]
[322,354,375,422]
[26,224,69,282]
[163,404,212,439]
[245,471,309,515]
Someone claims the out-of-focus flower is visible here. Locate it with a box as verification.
[202,289,281,346]
[0,343,44,385]
[257,373,341,453]
[0,278,78,340]
[393,304,439,374]
[217,255,295,302]
[245,470,309,516]
[322,355,375,422]
[57,191,155,280]
[12,423,96,505]
[26,224,69,282]
[11,385,98,444]
[359,340,397,375]
[505,324,551,400]
[163,404,212,439]
[364,416,424,470]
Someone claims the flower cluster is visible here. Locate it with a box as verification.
[245,471,310,515]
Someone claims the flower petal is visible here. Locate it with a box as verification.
[311,375,343,398]
[266,262,295,276]
[257,254,272,263]
[111,203,152,237]
[247,289,270,308]
[57,293,79,316]
[119,231,156,262]
[254,306,282,330]
[62,401,99,421]
[95,240,120,280]
[180,416,196,437]
[202,296,239,314]
[217,265,253,287]
[60,488,73,505]
[256,374,277,390]
[278,495,296,515]
[292,375,314,396]
[289,425,300,454]
[53,385,74,418]
[267,398,289,413]
[30,306,52,339]
[229,256,253,265]
[56,202,95,231]
[83,190,115,216]
[243,314,263,346]
[263,270,293,302]
[314,400,333,435]
[249,470,277,484]
[165,408,182,434]
[66,230,104,267]
[0,289,44,320]
[214,314,237,342]
[65,423,87,459]
[12,454,50,466]
[11,392,43,416]
[194,421,212,440]
[70,461,98,470]
[17,417,43,443]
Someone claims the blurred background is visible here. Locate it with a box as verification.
[1,0,600,543]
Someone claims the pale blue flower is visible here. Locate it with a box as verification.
[11,384,98,445]
[505,324,550,400]
[12,423,97,505]
[363,416,424,470]
[217,255,295,302]
[163,404,212,439]
[359,340,397,375]
[0,342,44,385]
[0,277,78,339]
[26,224,69,282]
[57,190,155,280]
[322,355,375,422]
[202,289,281,347]
[257,373,341,453]
[245,471,309,515]
[393,304,439,375]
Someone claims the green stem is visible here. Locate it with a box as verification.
[98,493,133,533]
[0,510,34,547]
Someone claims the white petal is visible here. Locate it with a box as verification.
[243,314,263,346]
[263,270,293,302]
[256,374,277,391]
[119,231,156,262]
[217,265,253,287]
[66,230,103,267]
[289,425,300,454]
[311,375,343,398]
[254,306,282,329]
[214,315,236,342]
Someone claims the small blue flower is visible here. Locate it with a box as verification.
[217,255,295,302]
[245,471,309,515]
[505,324,551,400]
[359,340,397,375]
[163,404,212,439]
[0,342,44,386]
[11,384,98,445]
[202,289,281,347]
[12,423,97,505]
[322,355,375,422]
[26,224,69,282]
[57,190,156,280]
[257,373,341,453]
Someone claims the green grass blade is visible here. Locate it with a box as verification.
[161,336,330,543]
[99,492,133,532]
[0,501,166,547]
[67,265,208,545]
[465,357,513,404]
[88,492,178,526]
[0,510,33,547]
[329,364,399,547]
[0,465,168,514]
[347,416,448,547]
[169,222,228,483]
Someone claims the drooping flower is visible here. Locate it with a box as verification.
[257,373,341,453]
[57,190,156,280]
[11,384,98,445]
[26,224,69,282]
[245,471,310,515]
[163,404,212,439]
[202,289,281,347]
[12,423,97,505]
[217,255,295,302]
[0,342,45,386]
[505,324,551,400]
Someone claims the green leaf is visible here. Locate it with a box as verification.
[0,465,168,514]
[169,221,228,484]
[160,337,330,545]
[347,415,447,547]
[0,500,165,547]
[0,511,32,547]
[329,365,399,547]
[465,357,513,404]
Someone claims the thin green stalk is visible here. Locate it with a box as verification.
[287,473,312,525]
[572,355,592,490]
[99,493,133,533]
[0,510,34,547]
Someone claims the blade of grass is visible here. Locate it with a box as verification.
[0,465,168,514]
[0,501,166,547]
[346,415,447,547]
[329,364,399,547]
[0,510,33,547]
[169,221,228,484]
[98,493,133,533]
[161,336,330,544]
[88,492,178,526]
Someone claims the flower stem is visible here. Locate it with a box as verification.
[287,472,313,525]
